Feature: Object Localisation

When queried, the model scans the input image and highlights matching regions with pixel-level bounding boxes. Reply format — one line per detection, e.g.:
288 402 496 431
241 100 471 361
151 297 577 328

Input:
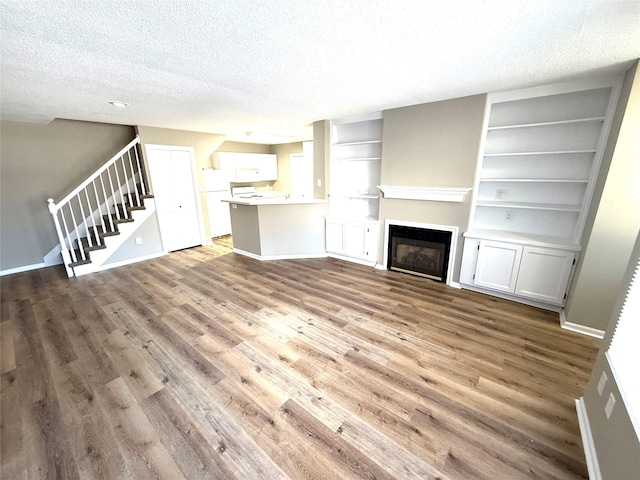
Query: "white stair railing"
47 135 148 277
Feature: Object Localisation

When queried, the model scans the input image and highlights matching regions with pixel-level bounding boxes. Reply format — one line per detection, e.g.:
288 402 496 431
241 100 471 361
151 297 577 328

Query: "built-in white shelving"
468 84 615 247
330 116 383 220
460 79 620 309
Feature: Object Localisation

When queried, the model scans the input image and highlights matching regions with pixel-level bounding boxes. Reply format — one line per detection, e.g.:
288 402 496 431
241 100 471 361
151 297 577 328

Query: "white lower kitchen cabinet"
325 217 378 265
460 237 577 308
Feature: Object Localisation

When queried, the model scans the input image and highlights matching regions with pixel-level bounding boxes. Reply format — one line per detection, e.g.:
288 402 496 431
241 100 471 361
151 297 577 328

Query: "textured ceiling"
1 1 640 144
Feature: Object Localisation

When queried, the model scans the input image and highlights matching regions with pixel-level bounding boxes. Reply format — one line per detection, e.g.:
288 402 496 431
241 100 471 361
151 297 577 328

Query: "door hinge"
564 293 567 300
572 258 576 265
473 274 475 279
477 244 480 250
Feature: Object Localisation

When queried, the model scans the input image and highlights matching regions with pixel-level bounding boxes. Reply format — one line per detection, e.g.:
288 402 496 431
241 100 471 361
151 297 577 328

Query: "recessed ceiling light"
109 101 129 108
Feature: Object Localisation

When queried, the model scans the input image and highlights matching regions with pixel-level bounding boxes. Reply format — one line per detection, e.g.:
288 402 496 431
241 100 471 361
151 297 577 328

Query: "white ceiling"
1 1 640 144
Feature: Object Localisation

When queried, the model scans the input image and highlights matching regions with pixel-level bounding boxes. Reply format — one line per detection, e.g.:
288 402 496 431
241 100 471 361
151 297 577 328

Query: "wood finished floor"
0 236 600 480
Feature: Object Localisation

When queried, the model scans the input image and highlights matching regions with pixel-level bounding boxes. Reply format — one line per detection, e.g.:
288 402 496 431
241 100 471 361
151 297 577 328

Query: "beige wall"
565 61 640 331
582 228 640 479
136 126 226 241
270 142 303 195
0 119 136 271
313 120 330 199
378 94 487 280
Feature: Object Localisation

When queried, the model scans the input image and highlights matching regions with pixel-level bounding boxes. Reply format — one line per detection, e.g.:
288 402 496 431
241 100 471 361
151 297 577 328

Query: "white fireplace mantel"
377 185 472 203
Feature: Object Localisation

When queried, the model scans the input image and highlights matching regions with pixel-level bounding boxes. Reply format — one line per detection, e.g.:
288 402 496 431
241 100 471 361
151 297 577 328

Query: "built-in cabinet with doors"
217 152 278 182
460 77 619 309
325 115 382 266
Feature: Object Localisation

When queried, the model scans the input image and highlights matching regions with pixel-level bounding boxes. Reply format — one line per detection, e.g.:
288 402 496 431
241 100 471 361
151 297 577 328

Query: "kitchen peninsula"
222 197 327 260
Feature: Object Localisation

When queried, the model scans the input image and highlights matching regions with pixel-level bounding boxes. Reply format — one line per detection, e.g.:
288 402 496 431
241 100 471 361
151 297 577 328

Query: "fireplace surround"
382 220 458 286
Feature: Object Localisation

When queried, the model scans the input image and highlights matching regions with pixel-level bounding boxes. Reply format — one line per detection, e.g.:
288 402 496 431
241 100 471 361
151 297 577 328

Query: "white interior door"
147 146 202 252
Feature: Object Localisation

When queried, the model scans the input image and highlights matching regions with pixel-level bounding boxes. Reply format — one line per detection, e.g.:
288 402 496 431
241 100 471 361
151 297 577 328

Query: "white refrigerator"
203 169 232 238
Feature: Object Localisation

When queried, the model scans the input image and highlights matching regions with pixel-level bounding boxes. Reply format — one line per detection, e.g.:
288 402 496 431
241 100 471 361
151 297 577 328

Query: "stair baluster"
46 135 148 277
107 166 121 221
92 179 107 233
99 173 115 232
133 147 148 196
127 150 141 207
81 189 95 249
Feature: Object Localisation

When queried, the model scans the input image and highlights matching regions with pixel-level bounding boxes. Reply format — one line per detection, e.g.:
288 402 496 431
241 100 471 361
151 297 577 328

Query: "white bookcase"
461 77 620 309
326 115 382 266
330 116 382 220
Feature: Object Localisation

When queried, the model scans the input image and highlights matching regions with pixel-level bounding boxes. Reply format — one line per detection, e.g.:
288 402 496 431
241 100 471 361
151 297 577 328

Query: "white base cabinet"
474 240 523 293
326 218 378 264
460 237 576 306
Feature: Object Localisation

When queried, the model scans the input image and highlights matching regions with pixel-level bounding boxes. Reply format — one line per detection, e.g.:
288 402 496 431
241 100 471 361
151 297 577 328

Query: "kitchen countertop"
222 197 326 206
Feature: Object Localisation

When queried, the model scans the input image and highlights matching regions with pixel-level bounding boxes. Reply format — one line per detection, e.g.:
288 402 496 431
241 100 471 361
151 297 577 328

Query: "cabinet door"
326 220 345 254
235 154 261 182
515 247 574 304
217 153 237 181
363 224 379 262
345 223 367 258
474 241 523 293
258 154 278 181
460 237 481 285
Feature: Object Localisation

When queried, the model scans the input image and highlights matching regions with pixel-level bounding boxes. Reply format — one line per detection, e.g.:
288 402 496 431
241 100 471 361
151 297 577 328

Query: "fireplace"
387 224 452 283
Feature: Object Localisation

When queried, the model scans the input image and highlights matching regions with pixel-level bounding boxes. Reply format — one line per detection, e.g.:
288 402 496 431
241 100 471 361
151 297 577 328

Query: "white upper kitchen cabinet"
217 152 278 182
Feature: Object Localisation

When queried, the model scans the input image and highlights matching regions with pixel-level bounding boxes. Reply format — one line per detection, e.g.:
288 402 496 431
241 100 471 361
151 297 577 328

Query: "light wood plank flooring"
0 237 600 479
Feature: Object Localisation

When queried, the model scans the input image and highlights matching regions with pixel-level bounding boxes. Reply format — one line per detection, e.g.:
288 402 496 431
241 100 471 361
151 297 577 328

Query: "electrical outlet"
597 371 608 396
505 211 513 222
496 189 509 200
605 393 616 419
232 204 238 209
135 237 143 245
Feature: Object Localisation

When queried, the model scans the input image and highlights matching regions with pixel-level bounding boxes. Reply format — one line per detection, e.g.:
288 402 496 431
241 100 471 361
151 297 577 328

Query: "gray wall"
582 229 640 479
0 119 136 270
228 204 261 255
565 61 640 331
378 94 487 280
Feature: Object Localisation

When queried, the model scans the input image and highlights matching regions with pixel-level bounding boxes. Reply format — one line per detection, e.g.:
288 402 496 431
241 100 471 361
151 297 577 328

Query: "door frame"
144 144 208 251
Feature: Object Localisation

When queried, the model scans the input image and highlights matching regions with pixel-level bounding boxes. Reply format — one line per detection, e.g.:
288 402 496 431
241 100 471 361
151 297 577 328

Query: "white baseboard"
460 283 562 312
327 253 376 268
560 310 605 339
449 281 461 289
73 252 167 276
374 264 386 271
0 262 47 276
232 248 328 261
575 397 602 480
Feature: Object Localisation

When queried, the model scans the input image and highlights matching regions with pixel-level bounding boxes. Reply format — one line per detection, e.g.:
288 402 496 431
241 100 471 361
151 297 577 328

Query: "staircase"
47 135 155 277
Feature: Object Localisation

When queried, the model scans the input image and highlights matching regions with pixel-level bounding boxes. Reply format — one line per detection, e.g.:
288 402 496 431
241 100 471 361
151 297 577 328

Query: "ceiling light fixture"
109 101 129 108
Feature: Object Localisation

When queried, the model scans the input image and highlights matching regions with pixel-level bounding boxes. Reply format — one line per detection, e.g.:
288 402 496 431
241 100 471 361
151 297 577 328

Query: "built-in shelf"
330 116 383 221
487 116 605 131
342 194 380 199
377 185 472 203
476 200 582 212
480 178 589 183
333 157 382 162
484 149 598 157
334 140 382 147
464 229 582 251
